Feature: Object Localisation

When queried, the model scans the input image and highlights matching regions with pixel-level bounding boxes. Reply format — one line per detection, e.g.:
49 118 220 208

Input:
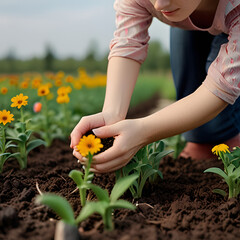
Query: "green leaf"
27 139 45 155
204 167 229 183
69 170 84 186
5 141 17 149
212 189 227 197
36 193 75 226
122 161 138 176
138 166 158 195
156 149 174 161
110 173 138 202
76 201 107 223
85 183 109 202
227 164 235 175
231 166 240 180
0 152 11 158
25 130 33 141
110 199 136 211
0 141 3 151
8 152 21 159
17 133 27 142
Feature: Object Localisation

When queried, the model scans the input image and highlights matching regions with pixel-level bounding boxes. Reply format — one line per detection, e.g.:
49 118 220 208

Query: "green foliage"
36 174 138 231
69 153 94 207
116 140 173 199
164 135 186 159
204 146 240 198
0 40 169 74
0 125 18 173
36 193 76 226
7 109 46 169
142 40 170 72
76 173 138 231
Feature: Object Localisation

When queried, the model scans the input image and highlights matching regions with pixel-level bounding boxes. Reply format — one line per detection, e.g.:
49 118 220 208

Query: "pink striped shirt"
108 0 240 104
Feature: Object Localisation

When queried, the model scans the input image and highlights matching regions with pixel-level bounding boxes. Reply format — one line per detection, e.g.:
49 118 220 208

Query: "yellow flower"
0 110 14 125
212 144 230 156
56 94 70 104
76 134 103 157
38 85 50 96
20 81 29 89
73 80 82 90
1 87 8 95
55 78 62 87
65 75 74 83
32 78 42 89
57 86 72 96
11 93 28 109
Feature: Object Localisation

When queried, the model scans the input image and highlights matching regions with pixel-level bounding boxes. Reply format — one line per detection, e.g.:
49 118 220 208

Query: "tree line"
0 40 170 74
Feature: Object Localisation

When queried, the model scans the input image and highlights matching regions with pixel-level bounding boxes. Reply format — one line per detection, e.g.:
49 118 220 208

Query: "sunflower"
38 85 50 96
76 134 103 157
1 87 8 95
0 110 14 125
11 93 28 109
212 144 230 156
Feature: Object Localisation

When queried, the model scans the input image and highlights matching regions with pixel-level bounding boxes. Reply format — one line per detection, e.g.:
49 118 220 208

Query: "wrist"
102 109 126 125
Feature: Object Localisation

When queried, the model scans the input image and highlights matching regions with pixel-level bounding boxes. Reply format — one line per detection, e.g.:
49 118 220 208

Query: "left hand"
89 118 146 173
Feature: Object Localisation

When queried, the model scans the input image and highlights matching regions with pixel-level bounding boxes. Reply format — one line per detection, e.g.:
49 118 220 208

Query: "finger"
92 137 124 164
72 149 84 163
89 167 101 174
92 123 120 139
92 157 129 173
70 113 105 148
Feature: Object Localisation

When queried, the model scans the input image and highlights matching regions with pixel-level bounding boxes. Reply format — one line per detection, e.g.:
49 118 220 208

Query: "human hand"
89 118 146 173
70 111 122 164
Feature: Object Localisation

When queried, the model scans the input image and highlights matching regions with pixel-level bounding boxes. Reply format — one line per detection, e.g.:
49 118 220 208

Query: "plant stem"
103 209 113 231
42 97 51 146
80 153 93 207
228 178 234 198
0 126 6 172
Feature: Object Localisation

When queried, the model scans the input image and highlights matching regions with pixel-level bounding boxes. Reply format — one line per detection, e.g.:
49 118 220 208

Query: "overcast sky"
0 0 170 59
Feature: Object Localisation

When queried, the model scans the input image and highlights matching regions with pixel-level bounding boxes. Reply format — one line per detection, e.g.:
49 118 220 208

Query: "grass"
130 70 176 107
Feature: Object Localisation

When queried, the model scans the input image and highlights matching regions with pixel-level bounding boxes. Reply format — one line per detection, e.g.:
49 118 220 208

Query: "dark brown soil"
1 95 240 240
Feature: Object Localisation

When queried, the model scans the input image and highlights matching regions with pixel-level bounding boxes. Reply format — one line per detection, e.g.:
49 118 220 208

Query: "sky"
0 0 170 59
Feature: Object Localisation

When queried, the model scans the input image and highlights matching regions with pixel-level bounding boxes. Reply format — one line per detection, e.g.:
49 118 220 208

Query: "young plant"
7 93 46 169
116 140 173 199
69 134 103 207
36 134 137 231
204 144 240 198
0 110 16 173
36 173 138 231
76 173 138 231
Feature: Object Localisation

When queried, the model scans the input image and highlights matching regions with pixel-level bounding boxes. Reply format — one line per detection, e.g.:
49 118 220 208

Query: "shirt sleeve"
204 15 240 105
108 0 153 64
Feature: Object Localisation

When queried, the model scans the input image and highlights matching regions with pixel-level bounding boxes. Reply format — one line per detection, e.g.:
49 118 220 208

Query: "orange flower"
33 102 42 113
1 87 8 95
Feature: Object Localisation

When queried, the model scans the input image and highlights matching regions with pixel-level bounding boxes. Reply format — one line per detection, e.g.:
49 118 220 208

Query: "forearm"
141 84 228 144
102 57 141 123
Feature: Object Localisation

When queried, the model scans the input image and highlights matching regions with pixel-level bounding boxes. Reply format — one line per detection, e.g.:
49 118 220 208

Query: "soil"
1 94 240 240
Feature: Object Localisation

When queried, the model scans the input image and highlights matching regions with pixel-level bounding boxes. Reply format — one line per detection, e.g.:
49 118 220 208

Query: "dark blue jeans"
170 27 240 143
